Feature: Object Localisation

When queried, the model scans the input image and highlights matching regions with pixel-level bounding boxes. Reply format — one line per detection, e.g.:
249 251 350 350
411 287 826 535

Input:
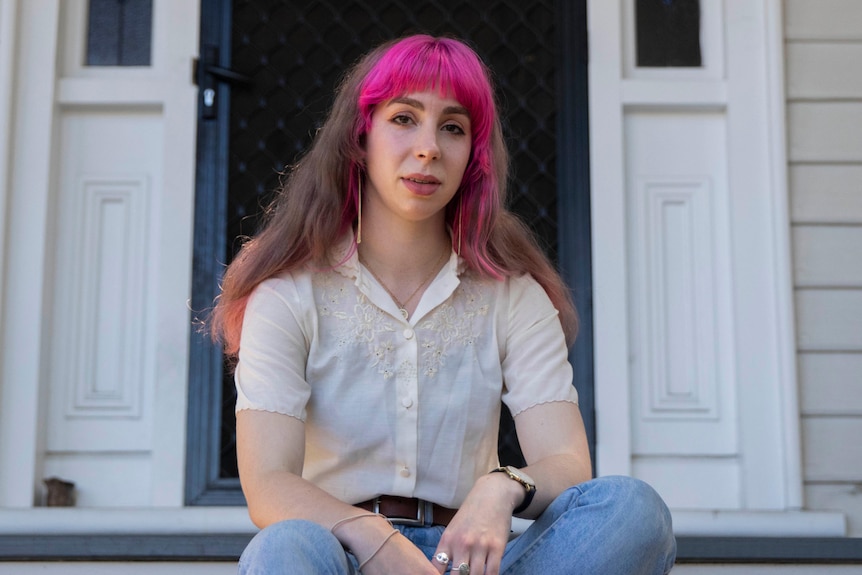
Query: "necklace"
360 248 449 320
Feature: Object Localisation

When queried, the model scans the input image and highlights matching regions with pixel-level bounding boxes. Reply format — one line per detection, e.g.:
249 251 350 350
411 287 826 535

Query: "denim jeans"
237 475 677 574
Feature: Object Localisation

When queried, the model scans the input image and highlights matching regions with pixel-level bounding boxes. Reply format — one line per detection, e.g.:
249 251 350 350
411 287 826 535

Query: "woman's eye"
442 123 466 135
391 114 413 125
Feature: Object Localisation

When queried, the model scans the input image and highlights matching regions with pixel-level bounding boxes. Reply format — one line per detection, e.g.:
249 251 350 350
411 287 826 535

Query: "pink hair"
344 35 507 279
210 35 576 357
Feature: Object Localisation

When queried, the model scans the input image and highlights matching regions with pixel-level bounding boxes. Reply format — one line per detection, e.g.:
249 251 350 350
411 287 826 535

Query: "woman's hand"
432 473 522 575
360 532 441 575
337 517 439 575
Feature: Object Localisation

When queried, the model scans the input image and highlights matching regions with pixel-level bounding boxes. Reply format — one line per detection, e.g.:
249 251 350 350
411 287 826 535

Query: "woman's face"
363 91 472 228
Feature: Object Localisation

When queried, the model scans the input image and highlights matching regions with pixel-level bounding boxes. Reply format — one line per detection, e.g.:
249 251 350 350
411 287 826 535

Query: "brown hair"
210 35 577 356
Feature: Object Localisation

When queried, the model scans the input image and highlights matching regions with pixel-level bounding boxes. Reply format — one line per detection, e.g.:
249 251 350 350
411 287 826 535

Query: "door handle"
197 44 252 120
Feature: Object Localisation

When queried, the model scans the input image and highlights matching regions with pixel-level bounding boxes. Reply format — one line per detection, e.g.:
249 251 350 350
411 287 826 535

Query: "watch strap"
490 466 536 514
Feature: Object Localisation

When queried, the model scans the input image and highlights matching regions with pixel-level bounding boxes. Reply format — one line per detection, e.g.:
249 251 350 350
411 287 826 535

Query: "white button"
401 397 414 408
399 466 411 478
403 328 414 339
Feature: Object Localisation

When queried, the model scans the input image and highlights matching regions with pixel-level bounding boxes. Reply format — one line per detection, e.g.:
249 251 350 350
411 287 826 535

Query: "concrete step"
1 562 861 574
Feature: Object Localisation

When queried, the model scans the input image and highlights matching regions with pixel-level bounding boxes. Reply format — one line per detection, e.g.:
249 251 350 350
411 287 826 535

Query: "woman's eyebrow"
389 96 470 118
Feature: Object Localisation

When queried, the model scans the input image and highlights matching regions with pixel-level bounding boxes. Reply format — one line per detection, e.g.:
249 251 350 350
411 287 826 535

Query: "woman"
212 35 676 575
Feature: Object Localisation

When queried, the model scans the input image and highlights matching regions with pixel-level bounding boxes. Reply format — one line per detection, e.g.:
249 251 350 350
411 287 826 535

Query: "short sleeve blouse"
235 237 578 508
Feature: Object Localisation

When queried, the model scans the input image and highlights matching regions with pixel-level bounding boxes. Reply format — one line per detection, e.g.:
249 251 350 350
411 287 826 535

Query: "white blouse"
235 236 578 509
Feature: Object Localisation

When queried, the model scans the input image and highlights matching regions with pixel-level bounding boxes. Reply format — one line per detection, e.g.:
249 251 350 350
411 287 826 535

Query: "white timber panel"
806 484 862 537
784 0 862 40
625 113 737 466
796 290 862 351
788 102 862 162
46 111 161 455
786 43 862 100
632 457 741 510
41 453 151 506
803 417 862 482
792 226 862 287
790 165 862 224
799 353 862 416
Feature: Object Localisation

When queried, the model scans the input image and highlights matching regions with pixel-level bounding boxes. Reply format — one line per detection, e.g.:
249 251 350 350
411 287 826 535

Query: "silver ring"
457 562 470 575
434 552 450 565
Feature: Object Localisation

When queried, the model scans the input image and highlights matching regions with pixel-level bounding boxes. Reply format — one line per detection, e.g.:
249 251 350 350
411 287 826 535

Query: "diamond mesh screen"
220 0 560 479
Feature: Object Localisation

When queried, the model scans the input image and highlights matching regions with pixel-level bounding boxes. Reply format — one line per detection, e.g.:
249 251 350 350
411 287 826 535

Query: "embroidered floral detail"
315 274 350 318
397 360 417 382
315 266 489 382
417 275 488 379
316 271 401 377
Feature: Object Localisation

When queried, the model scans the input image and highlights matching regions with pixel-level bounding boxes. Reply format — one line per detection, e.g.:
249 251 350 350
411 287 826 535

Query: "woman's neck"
356 219 451 319
357 212 451 274
358 227 449 274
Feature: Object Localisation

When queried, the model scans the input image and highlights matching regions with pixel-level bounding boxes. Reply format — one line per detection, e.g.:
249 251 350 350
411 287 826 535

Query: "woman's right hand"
339 517 439 575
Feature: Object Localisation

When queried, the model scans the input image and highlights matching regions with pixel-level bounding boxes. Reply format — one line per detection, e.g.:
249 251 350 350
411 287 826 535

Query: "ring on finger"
457 562 470 575
434 552 450 565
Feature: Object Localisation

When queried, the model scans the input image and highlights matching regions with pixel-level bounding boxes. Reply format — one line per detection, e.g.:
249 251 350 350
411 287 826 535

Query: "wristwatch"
490 465 536 514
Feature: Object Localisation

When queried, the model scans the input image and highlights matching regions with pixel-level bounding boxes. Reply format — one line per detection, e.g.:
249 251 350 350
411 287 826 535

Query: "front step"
2 534 861 573
1 562 861 574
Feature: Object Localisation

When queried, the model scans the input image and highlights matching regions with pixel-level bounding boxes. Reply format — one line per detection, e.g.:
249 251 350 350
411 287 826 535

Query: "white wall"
785 0 862 537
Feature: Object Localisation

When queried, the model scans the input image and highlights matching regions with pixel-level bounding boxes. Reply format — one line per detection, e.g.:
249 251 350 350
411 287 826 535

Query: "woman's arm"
236 409 440 574
511 400 592 517
431 401 590 575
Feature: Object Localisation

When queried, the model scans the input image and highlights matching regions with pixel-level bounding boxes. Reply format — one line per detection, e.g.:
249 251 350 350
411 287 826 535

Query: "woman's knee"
599 476 675 551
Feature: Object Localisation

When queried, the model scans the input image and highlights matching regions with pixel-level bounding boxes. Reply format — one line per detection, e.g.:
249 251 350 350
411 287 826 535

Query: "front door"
187 0 591 505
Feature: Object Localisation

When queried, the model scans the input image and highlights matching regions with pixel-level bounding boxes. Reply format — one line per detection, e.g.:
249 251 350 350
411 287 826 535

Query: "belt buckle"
376 498 433 526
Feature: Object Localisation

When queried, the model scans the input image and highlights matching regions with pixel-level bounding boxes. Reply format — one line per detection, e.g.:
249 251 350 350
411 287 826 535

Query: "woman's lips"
402 175 441 196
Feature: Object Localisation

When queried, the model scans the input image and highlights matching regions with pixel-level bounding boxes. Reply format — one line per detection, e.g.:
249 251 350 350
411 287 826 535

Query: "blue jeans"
238 476 677 574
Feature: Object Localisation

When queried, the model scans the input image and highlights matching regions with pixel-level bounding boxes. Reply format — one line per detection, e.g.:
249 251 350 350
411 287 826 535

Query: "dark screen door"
188 0 592 505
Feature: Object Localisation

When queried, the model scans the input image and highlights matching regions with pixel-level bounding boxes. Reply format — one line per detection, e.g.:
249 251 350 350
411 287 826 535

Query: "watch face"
506 466 536 488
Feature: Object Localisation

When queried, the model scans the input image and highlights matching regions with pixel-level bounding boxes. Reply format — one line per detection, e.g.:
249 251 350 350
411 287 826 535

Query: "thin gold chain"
360 248 448 320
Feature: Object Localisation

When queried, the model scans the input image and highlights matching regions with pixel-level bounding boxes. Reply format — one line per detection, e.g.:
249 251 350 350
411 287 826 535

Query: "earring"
356 170 362 244
457 196 463 256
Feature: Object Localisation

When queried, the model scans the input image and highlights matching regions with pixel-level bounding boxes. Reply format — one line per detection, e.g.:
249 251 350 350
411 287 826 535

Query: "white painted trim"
0 0 18 333
621 79 727 108
0 508 256 535
148 0 199 506
722 0 800 511
0 0 61 507
588 0 633 477
0 565 237 575
764 0 804 511
672 510 846 537
0 507 844 538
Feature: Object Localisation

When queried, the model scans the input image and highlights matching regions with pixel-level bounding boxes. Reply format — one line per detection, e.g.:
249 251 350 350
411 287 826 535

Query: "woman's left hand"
432 472 522 575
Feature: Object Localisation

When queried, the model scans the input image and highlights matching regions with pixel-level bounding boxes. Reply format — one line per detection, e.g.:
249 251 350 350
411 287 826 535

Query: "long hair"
211 35 577 356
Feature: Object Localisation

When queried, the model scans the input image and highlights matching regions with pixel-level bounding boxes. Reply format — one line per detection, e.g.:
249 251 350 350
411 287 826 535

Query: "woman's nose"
414 126 441 160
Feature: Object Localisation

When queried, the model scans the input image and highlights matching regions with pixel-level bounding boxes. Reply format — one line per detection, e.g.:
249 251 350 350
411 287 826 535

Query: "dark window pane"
636 0 702 68
86 0 152 66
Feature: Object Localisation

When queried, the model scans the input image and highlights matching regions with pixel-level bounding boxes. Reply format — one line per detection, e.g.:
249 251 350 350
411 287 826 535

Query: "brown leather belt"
357 495 457 526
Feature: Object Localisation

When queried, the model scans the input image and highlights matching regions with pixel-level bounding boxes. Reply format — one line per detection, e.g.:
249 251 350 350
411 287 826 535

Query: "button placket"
391 327 419 493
